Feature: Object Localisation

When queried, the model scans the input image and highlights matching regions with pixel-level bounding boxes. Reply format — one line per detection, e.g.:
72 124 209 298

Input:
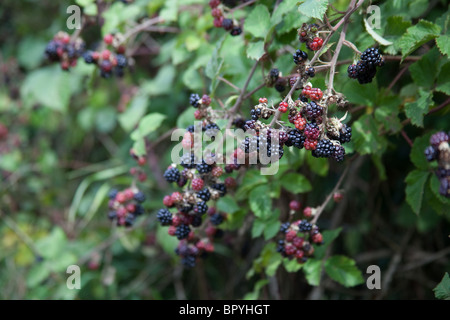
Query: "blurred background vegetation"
0 0 449 300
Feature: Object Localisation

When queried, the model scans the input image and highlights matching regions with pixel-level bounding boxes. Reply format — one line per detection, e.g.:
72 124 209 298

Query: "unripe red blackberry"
303 206 312 217
289 200 301 211
224 177 237 189
430 131 449 148
285 230 297 242
333 192 344 203
191 178 204 191
163 195 174 207
171 191 183 203
211 166 223 178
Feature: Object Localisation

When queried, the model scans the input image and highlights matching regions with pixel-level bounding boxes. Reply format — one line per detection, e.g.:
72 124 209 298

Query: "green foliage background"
0 0 449 300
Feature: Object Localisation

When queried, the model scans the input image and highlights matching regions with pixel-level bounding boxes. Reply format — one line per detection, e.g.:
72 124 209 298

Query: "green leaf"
398 20 441 59
404 90 433 127
263 217 281 240
271 0 299 26
352 114 387 155
436 62 450 95
303 258 322 286
374 96 402 134
283 258 303 273
27 263 51 288
433 272 450 300
118 94 149 132
130 113 166 141
176 107 196 130
325 255 364 287
21 65 81 112
35 227 67 260
405 170 430 214
364 18 393 46
280 173 312 194
298 0 328 20
410 133 433 171
237 170 268 200
385 16 412 38
429 175 450 206
216 196 240 214
160 0 178 22
246 41 265 60
244 5 271 39
408 48 440 89
156 223 178 257
435 35 450 57
141 65 175 96
342 80 378 107
205 35 226 94
249 185 272 220
314 228 342 260
306 152 329 176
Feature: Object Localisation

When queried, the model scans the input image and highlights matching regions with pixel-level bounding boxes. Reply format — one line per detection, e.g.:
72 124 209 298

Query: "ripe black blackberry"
181 254 197 268
355 60 377 84
163 167 180 183
83 51 95 64
108 188 118 199
293 49 308 65
278 131 289 145
189 93 201 108
175 224 191 240
339 124 352 143
196 159 213 174
276 239 287 257
312 139 333 158
250 108 262 120
233 117 246 130
222 18 234 31
285 129 306 149
430 131 449 148
134 204 145 216
269 68 280 81
108 211 117 220
45 41 59 61
230 26 242 36
360 48 383 67
299 95 308 103
194 201 208 215
211 183 227 196
347 64 358 79
133 191 146 203
435 167 449 179
180 203 193 213
305 67 315 77
303 101 323 121
191 215 203 227
280 222 290 233
266 143 285 160
180 153 197 169
186 125 195 133
196 188 211 201
243 120 256 131
157 208 173 226
116 54 127 68
210 213 224 226
203 122 220 133
332 144 345 162
298 220 312 232
124 214 136 227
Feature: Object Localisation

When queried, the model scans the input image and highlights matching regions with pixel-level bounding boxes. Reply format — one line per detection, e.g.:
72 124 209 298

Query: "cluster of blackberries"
173 207 226 267
298 23 323 51
209 0 242 36
348 47 384 84
45 31 128 78
250 97 275 120
107 187 146 227
189 93 212 120
265 68 289 93
156 115 239 267
277 218 323 264
44 32 85 71
425 131 450 198
83 34 128 78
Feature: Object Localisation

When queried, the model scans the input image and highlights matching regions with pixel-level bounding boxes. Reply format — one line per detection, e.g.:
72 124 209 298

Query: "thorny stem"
121 17 164 43
228 0 257 13
327 22 348 95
